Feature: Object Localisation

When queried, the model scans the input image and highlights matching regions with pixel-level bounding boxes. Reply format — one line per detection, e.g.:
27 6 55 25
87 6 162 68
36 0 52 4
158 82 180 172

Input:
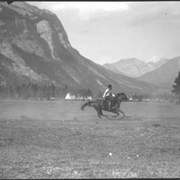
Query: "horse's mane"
115 92 126 97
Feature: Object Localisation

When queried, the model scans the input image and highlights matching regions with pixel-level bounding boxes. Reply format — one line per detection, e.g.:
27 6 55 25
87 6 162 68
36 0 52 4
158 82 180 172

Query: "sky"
28 1 180 65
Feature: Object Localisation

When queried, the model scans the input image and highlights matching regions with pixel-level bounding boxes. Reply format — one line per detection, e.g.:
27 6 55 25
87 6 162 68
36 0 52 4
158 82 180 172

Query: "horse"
81 92 129 119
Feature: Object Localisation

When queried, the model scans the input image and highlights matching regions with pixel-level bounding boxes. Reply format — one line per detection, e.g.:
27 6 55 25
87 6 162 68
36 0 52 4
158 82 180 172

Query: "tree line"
0 71 179 103
131 71 180 104
0 82 93 100
172 71 180 104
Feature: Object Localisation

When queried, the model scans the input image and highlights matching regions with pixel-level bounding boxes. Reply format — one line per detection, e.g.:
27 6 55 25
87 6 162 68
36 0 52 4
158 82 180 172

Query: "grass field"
1 99 180 178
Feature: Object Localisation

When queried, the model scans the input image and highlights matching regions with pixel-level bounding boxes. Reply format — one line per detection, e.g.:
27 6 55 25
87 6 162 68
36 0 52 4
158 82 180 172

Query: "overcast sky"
28 1 180 65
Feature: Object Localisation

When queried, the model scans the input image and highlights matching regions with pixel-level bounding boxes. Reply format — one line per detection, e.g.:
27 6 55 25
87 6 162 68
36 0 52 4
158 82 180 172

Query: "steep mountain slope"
0 2 158 96
138 57 180 90
103 58 154 78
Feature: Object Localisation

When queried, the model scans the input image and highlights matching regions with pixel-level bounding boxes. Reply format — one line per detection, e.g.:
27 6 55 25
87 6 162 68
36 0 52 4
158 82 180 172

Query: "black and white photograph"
0 1 180 178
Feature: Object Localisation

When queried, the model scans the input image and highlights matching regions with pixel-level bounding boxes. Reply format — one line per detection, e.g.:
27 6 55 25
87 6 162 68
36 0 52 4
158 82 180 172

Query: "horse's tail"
81 100 95 111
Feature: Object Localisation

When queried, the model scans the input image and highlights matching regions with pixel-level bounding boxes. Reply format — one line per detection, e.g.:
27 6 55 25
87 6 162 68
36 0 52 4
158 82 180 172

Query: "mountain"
138 57 180 90
147 57 170 70
103 58 154 78
0 2 158 97
103 57 171 78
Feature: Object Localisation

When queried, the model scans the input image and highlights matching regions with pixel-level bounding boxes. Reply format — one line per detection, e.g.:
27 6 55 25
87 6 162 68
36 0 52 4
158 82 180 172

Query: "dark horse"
81 92 129 119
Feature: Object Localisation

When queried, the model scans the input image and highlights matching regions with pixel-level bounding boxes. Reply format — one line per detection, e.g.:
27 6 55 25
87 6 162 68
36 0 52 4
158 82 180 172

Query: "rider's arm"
103 89 109 98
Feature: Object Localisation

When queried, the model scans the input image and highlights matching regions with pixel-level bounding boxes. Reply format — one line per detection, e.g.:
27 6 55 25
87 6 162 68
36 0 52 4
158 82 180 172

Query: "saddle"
102 99 115 110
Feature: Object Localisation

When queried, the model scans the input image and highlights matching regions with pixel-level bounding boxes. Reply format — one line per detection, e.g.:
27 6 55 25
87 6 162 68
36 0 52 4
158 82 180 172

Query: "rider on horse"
103 84 115 110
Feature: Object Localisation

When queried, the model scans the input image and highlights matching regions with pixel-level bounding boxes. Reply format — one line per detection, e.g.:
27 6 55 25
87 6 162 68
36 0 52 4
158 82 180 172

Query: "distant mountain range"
103 57 169 78
104 58 153 78
138 57 180 90
104 57 180 92
0 2 158 97
148 57 170 70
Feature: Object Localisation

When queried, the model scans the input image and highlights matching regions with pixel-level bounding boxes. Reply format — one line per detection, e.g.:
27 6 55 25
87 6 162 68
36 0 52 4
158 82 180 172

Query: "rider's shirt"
103 88 111 98
103 88 115 98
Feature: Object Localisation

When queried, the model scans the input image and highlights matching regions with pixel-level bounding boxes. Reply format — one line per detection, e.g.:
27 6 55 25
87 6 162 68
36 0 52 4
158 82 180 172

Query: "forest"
0 82 93 100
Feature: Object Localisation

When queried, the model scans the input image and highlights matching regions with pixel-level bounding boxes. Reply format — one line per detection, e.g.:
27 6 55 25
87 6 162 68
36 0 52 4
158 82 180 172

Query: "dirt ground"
0 99 180 178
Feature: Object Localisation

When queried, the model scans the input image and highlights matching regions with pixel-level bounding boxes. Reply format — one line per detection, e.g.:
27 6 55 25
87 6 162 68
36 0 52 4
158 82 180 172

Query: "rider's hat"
108 84 112 88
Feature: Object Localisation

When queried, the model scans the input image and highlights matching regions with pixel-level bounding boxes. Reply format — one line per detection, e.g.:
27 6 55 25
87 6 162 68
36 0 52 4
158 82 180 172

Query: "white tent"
86 96 92 100
65 93 92 101
65 93 75 100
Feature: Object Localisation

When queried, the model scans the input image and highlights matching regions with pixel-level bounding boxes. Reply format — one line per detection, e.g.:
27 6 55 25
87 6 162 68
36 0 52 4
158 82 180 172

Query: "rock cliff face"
0 2 158 96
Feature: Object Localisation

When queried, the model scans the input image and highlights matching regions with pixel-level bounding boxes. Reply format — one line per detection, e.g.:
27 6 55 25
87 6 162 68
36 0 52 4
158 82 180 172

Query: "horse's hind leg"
97 113 101 119
97 112 101 119
94 107 101 119
119 109 125 118
99 108 108 118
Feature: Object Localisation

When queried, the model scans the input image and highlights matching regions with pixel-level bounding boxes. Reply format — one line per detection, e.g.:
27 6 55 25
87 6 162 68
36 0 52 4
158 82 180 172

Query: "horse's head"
116 92 129 102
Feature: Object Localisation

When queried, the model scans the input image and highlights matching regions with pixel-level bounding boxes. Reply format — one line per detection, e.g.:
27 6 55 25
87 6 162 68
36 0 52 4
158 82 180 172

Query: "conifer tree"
172 71 180 104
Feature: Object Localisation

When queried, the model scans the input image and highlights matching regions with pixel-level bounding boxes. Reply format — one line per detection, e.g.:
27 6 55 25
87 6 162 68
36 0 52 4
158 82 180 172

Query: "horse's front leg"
113 114 119 118
112 111 119 117
102 113 108 118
